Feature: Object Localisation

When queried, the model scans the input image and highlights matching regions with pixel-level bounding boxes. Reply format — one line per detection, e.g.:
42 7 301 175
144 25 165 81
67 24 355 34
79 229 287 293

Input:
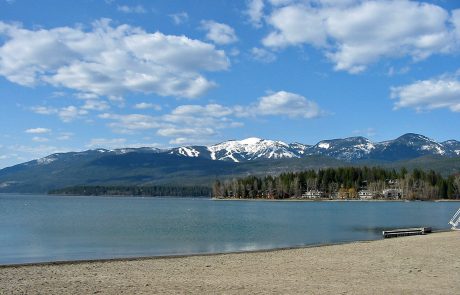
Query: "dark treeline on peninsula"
49 185 212 197
212 167 460 200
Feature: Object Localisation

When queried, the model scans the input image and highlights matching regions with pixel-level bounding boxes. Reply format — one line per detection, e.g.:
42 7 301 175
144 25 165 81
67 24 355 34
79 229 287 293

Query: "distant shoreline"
212 197 460 202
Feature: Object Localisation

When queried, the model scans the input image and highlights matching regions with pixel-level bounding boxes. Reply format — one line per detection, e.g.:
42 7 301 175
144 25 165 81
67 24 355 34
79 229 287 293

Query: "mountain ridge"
1 133 459 193
13 133 460 168
166 133 460 163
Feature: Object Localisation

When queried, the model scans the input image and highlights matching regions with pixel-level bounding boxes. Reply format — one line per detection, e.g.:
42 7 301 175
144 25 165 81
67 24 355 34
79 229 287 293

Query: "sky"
0 0 460 168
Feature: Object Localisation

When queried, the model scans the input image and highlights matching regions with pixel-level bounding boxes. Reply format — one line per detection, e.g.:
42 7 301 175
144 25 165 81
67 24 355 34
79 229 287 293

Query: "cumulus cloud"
261 0 459 73
8 144 69 158
246 0 265 28
117 5 146 14
86 138 127 148
57 132 73 141
99 113 161 133
252 91 324 118
25 127 51 134
100 90 324 145
201 20 238 45
133 102 162 110
352 127 376 138
157 127 216 137
263 4 327 48
391 76 460 112
32 136 49 143
31 105 88 122
0 19 229 98
81 100 110 111
169 12 189 25
250 47 277 63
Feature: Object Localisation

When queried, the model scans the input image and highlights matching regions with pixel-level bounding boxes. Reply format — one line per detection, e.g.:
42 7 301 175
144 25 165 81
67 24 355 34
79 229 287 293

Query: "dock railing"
449 208 460 230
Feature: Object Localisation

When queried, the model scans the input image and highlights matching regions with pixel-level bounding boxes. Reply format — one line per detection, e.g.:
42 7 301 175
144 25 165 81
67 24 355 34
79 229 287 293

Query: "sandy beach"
1 231 459 294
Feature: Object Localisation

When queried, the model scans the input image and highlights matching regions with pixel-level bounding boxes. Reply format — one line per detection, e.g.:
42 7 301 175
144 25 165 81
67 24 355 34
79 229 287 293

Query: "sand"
1 231 459 294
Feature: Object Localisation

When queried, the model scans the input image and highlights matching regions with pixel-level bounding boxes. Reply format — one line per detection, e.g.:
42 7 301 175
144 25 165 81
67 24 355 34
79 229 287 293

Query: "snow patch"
37 156 56 165
178 147 200 157
318 142 330 149
238 137 262 145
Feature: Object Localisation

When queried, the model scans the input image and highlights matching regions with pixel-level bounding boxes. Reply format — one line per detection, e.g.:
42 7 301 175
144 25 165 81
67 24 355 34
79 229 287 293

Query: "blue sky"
1 0 460 168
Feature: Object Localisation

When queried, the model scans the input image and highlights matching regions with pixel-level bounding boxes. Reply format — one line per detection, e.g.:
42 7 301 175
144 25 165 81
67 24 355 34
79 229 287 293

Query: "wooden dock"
382 227 432 238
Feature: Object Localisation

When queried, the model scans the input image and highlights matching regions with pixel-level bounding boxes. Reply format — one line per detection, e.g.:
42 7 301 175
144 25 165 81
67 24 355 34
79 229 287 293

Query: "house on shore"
302 190 325 199
358 190 378 199
383 188 403 199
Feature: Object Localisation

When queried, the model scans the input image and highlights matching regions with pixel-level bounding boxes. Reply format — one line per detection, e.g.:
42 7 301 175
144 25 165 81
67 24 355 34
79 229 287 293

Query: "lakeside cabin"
382 188 403 199
358 190 378 199
301 190 325 199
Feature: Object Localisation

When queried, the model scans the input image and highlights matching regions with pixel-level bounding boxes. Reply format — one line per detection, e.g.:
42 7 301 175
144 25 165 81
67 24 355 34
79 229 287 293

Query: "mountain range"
1 133 459 193
169 133 460 162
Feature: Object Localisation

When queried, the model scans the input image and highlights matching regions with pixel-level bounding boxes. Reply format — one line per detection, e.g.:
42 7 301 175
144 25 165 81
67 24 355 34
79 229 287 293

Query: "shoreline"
212 197 460 202
0 237 388 268
1 229 453 268
1 231 458 294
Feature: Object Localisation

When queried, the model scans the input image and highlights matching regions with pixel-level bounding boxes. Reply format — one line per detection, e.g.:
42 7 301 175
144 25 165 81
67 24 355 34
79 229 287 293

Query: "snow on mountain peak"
86 134 460 164
206 137 298 162
36 156 57 165
238 137 263 145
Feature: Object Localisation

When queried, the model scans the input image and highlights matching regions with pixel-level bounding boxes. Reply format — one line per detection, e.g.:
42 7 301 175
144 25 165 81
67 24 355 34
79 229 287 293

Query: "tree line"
212 167 460 200
49 185 211 197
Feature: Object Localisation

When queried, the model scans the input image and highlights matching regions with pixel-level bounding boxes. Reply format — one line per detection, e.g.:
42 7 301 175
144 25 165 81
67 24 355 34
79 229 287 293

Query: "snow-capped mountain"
2 133 459 193
307 136 375 161
20 133 460 169
207 138 308 162
167 138 310 162
442 140 460 156
370 133 450 161
165 133 460 162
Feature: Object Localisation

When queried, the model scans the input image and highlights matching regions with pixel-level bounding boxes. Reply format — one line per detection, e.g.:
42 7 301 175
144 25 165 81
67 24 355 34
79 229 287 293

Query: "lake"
0 194 458 265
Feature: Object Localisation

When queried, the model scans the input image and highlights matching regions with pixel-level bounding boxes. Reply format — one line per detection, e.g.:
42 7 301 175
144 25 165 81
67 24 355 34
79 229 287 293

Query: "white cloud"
117 5 146 14
252 91 323 118
133 102 162 110
168 104 234 118
75 92 99 100
157 127 216 137
0 19 229 98
31 105 88 122
201 20 238 45
86 138 127 148
391 76 460 112
251 47 277 63
32 136 49 143
263 4 327 48
31 106 57 115
169 12 189 25
57 132 73 141
25 127 51 134
246 0 265 28
100 91 324 144
160 104 240 144
58 106 88 122
81 100 110 111
262 1 459 73
387 66 410 77
352 127 376 138
9 144 69 157
99 113 161 133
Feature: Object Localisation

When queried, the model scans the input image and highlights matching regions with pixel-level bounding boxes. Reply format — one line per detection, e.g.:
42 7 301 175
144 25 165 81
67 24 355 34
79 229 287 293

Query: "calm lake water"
0 194 458 265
